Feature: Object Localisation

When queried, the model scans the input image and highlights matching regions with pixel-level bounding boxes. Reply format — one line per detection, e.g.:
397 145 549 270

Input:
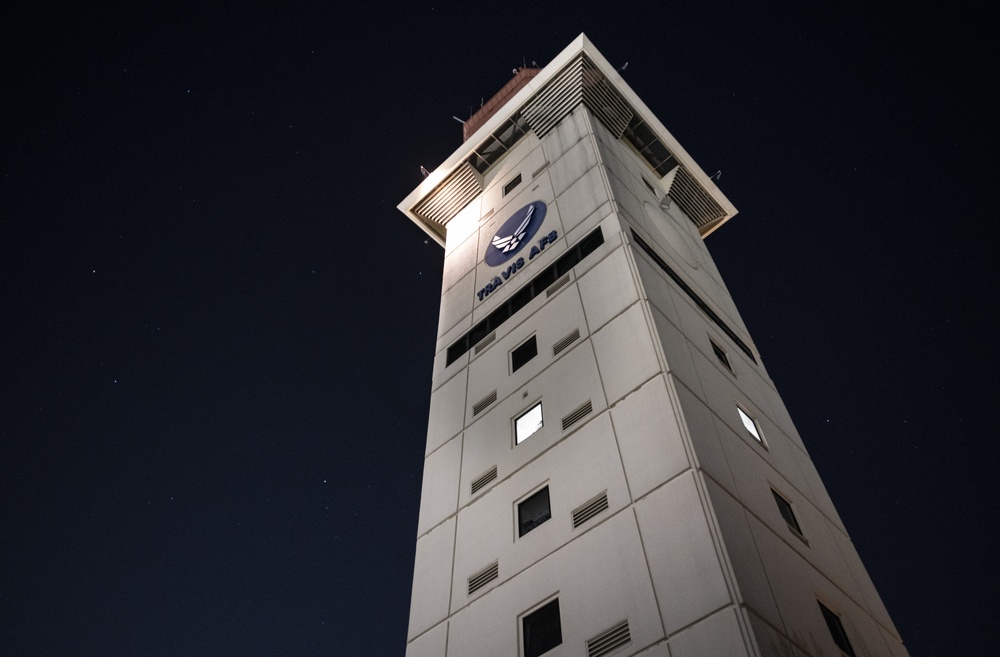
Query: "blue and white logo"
485 201 547 267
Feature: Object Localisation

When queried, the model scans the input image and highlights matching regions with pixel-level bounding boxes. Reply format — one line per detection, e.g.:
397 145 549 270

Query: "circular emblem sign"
485 201 547 267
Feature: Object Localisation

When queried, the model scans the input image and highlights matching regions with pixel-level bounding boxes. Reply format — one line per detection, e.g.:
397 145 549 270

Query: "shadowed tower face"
398 35 908 657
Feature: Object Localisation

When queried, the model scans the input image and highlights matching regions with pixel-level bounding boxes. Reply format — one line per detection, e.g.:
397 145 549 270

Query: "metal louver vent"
586 619 631 657
546 273 571 297
411 162 482 231
521 57 585 137
467 560 499 595
473 390 498 416
573 490 609 528
666 165 726 233
552 328 581 356
562 400 593 430
471 465 498 495
581 58 632 138
474 330 496 353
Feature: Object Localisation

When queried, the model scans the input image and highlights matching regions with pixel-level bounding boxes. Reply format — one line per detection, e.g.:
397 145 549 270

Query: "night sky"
3 2 996 655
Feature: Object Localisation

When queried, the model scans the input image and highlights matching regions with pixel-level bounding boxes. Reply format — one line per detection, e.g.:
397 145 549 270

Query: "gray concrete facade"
399 35 907 657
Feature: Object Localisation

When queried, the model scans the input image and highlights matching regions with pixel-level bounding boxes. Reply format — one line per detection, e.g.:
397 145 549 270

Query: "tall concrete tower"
398 35 907 657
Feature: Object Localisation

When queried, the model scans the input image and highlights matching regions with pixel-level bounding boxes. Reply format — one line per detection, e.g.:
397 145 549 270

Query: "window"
737 407 763 444
503 173 522 196
518 486 551 537
515 402 543 444
818 602 856 657
523 598 562 657
711 339 732 372
771 489 803 536
511 335 538 372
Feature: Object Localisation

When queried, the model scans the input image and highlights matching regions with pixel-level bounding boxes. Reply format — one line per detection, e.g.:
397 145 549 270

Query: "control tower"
398 34 907 657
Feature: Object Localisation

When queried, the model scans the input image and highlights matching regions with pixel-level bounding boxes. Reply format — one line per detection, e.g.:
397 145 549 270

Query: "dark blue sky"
3 2 996 655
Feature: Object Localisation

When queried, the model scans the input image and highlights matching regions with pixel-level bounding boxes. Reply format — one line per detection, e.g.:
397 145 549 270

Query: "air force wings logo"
485 201 547 266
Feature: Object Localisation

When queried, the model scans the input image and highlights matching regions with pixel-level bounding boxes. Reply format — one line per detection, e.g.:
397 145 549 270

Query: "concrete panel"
404 620 447 657
635 472 733 634
554 165 608 233
675 382 736 494
704 478 782 628
611 375 691 500
540 104 591 162
747 611 795 657
425 369 467 456
591 302 661 405
548 133 599 198
438 268 476 338
442 230 478 295
564 201 614 244
444 198 480 256
668 607 751 657
650 306 703 398
577 245 640 332
632 247 682 328
416 434 461 536
407 517 456 640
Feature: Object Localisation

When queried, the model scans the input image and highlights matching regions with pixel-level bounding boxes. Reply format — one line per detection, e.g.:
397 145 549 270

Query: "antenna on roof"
420 166 430 178
452 116 466 124
618 61 629 72
710 170 722 180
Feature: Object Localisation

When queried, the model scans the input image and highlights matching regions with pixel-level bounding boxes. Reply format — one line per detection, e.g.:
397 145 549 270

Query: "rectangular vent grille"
573 490 609 528
562 400 593 430
587 620 631 657
581 59 633 139
471 466 498 495
522 57 585 137
467 560 499 595
474 331 496 353
552 328 581 356
473 390 498 416
546 273 570 297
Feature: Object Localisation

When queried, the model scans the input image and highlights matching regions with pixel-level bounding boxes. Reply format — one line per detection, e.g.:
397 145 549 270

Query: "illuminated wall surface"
398 35 908 657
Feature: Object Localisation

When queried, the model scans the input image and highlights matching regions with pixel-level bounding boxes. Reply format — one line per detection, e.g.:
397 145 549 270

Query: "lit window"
503 173 522 196
518 486 551 537
771 489 803 536
515 402 543 444
818 602 856 657
523 598 562 657
711 339 732 372
737 407 763 443
511 335 538 372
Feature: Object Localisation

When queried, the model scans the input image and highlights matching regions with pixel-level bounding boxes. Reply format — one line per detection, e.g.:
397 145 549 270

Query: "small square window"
511 335 538 373
503 173 522 196
818 602 856 657
771 489 803 536
737 407 763 444
518 486 551 537
515 402 543 444
523 598 562 657
711 340 732 372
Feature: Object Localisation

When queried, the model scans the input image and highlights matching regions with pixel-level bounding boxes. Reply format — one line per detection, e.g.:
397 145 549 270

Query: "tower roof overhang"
398 34 738 247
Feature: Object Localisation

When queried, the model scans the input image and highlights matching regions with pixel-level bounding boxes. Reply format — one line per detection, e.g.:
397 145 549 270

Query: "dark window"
446 226 605 366
523 598 562 657
503 173 522 196
711 340 732 372
512 336 538 372
518 486 551 537
772 489 803 536
819 602 856 657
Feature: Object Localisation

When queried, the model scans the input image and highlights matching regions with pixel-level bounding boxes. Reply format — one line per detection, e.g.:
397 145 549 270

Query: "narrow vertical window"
511 335 538 372
711 339 732 372
771 488 803 536
523 598 562 657
518 486 551 537
737 407 763 444
818 602 857 657
515 402 543 444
